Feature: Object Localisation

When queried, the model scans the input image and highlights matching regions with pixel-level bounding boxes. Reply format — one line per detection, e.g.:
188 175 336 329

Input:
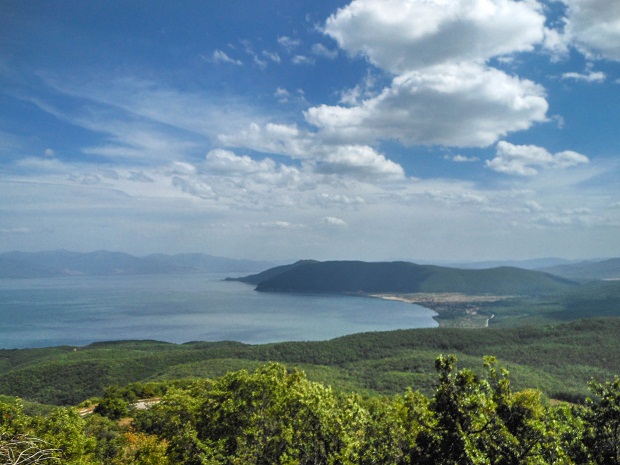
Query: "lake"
0 273 437 349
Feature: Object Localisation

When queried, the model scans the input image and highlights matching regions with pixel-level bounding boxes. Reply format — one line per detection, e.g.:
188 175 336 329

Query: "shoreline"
369 293 510 328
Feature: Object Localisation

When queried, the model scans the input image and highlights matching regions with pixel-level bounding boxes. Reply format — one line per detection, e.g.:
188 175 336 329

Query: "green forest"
3 357 620 464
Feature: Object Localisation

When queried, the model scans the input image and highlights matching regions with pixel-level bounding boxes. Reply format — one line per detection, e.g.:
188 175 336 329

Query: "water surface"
0 273 437 348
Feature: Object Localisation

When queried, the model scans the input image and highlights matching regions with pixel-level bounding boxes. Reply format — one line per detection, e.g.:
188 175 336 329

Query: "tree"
136 363 370 464
411 355 575 465
585 376 620 464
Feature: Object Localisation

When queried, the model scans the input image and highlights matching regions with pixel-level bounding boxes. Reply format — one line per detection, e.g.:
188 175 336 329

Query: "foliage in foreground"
2 358 620 464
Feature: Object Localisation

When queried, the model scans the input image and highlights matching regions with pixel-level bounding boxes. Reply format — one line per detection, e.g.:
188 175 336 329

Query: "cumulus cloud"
486 141 589 176
218 122 314 159
562 0 620 61
324 0 546 72
303 1 553 149
314 145 405 180
202 149 306 189
219 123 406 181
172 176 215 199
306 63 548 147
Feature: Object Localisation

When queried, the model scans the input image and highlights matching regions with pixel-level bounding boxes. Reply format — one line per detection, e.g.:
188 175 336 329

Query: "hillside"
539 257 620 281
236 260 577 295
225 259 318 284
2 318 620 406
0 250 272 278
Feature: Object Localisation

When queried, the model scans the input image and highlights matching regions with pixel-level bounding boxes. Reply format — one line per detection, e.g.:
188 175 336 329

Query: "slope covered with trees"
2 318 620 406
232 260 578 295
3 358 620 464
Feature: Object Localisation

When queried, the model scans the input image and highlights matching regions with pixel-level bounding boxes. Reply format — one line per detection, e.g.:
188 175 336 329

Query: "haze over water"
0 273 437 349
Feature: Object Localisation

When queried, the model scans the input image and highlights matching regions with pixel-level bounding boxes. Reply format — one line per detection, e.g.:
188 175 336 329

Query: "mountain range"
0 250 272 278
538 258 620 281
2 251 618 285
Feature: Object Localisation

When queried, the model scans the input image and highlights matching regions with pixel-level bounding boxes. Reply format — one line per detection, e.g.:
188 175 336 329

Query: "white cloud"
262 50 281 63
486 141 589 176
211 49 243 65
322 216 347 226
305 63 548 147
324 0 546 73
311 43 338 59
39 76 264 148
218 123 406 182
292 55 315 65
314 145 405 180
219 122 315 159
277 36 301 50
256 221 305 229
562 0 620 61
561 70 606 82
172 176 215 199
274 87 291 103
524 200 544 212
204 149 277 176
452 155 479 162
314 193 366 208
128 171 154 183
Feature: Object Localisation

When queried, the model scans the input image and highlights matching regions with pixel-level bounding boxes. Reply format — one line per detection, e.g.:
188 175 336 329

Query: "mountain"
447 258 579 270
225 260 319 284
0 250 272 278
539 258 620 281
233 260 578 295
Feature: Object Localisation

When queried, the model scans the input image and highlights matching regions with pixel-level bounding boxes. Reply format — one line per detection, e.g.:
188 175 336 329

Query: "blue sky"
1 0 619 262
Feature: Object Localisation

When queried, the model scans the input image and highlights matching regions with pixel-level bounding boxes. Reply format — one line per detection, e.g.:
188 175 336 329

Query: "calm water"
0 273 437 349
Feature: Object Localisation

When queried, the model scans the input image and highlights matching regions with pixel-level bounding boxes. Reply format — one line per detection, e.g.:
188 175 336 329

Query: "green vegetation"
2 359 620 464
2 317 620 406
380 280 620 328
234 260 577 295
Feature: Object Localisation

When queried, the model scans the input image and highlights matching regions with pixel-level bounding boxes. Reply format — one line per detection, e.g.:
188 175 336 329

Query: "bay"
0 273 437 349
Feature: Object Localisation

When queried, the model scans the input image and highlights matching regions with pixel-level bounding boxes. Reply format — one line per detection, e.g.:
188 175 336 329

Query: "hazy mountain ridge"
538 258 620 281
0 250 273 278
232 260 577 295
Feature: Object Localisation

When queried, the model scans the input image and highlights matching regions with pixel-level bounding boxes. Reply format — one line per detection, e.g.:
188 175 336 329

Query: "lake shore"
369 292 510 328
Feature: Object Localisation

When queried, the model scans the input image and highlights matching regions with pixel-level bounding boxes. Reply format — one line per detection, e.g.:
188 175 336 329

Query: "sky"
1 0 619 262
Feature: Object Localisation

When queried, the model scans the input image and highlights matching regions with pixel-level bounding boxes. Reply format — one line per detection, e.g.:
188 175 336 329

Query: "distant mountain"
0 250 272 278
232 260 578 296
539 258 620 281
448 258 580 270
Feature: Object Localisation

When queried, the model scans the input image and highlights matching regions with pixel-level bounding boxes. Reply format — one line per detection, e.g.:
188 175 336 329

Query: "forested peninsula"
229 260 577 295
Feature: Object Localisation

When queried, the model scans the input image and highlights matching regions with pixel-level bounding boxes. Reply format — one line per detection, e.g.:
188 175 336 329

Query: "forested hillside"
3 358 620 464
2 318 620 406
232 260 577 295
